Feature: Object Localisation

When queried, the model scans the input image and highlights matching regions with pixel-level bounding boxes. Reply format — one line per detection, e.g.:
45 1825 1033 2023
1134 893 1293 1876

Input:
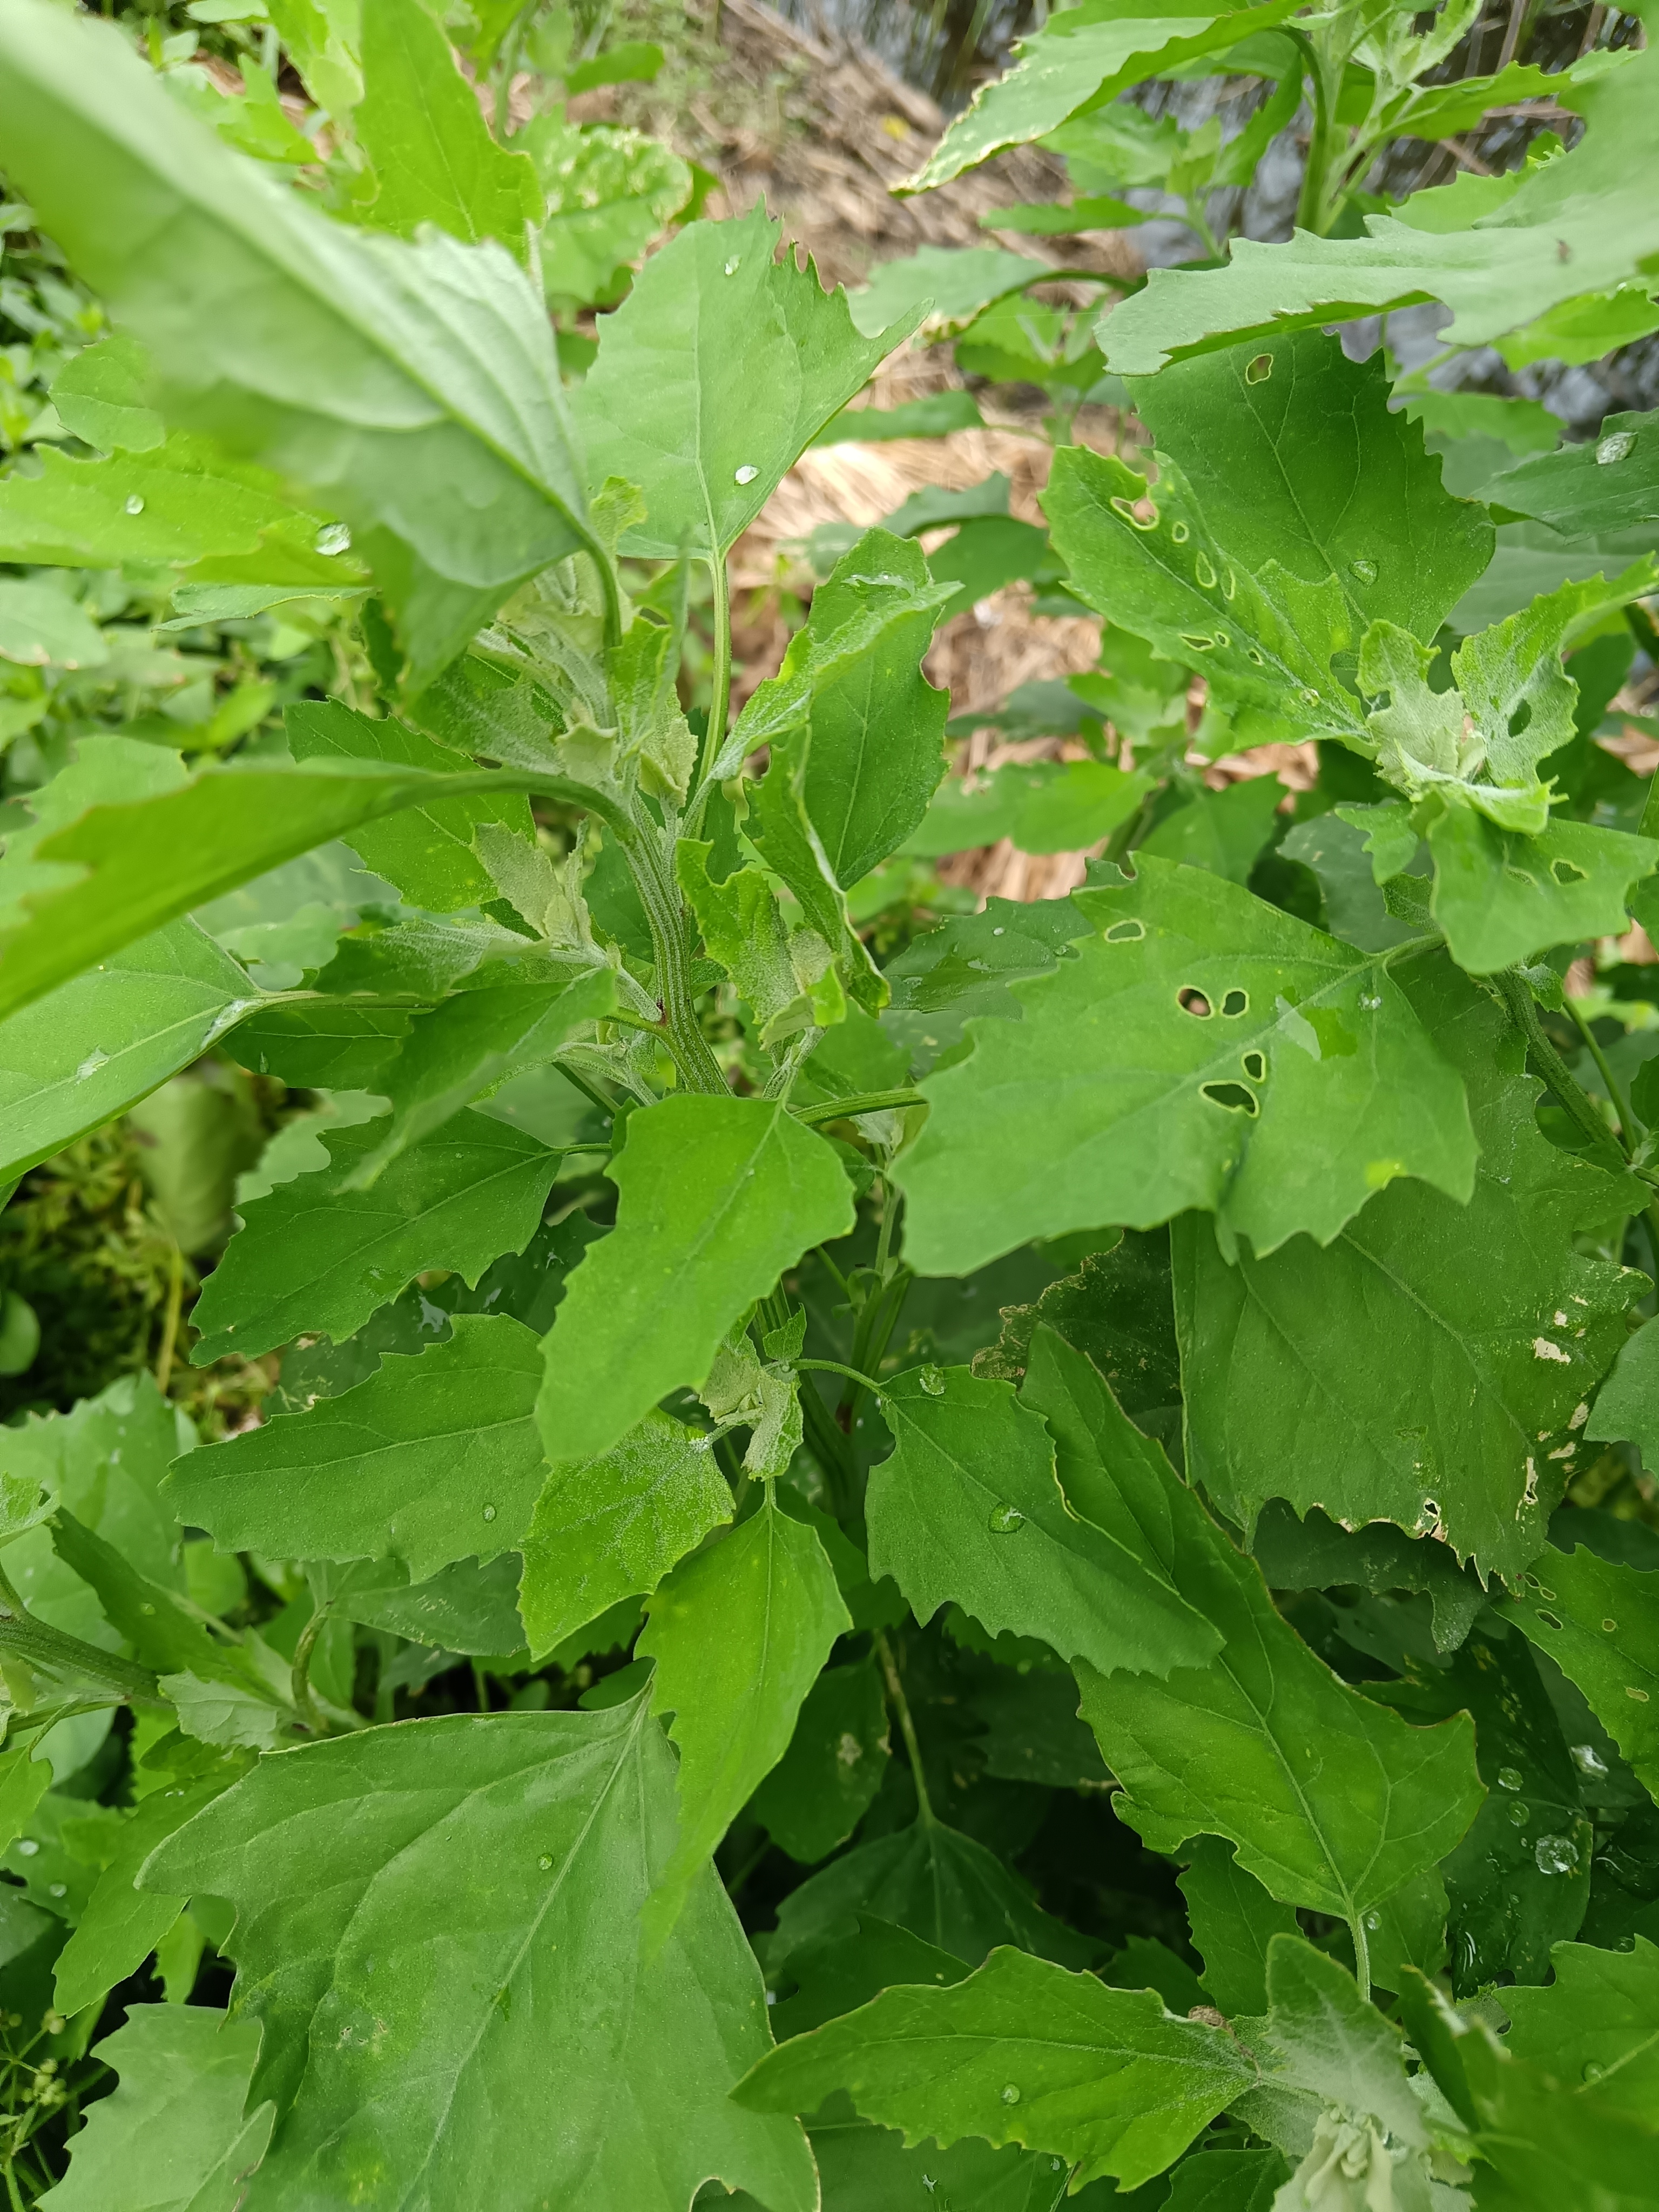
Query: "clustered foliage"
0 0 1655 2203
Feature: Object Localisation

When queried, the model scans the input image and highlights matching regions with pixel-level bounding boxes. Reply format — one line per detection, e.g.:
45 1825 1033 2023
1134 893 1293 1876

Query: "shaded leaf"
1500 1542 1659 1803
865 1365 1220 1677
1502 1934 1659 2121
1177 1837 1299 2020
903 758 1151 861
751 1658 892 1865
190 1111 564 1363
168 1314 547 1582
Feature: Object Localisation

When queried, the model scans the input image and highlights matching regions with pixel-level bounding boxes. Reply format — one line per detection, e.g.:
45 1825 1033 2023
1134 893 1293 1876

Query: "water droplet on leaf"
1597 430 1636 464
734 464 759 485
987 1501 1026 1535
724 258 741 275
919 1365 946 1397
1583 2060 1605 2082
538 1853 553 1871
1570 1743 1608 1778
1000 2083 1021 2103
124 494 144 516
1349 557 1378 584
482 1504 497 1522
1534 1833 1579 1875
314 522 352 556
1507 1799 1530 1826
1497 1766 1523 1791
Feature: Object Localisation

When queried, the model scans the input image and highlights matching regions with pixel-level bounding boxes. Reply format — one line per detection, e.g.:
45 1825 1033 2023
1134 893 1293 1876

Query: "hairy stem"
1288 31 1339 234
614 813 727 1094
790 1089 924 1127
289 1600 333 1735
153 1236 184 1396
1565 990 1640 1144
699 551 733 795
1350 1910 1371 2005
1493 967 1623 1162
0 1562 163 1707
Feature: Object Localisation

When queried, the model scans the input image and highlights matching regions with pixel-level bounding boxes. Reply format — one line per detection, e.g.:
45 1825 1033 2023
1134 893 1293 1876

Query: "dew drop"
724 257 741 276
987 1501 1026 1535
1497 1765 1523 1791
314 522 352 556
538 1853 553 1871
15 1840 37 1858
482 1504 497 1523
48 1884 65 1900
1507 1799 1530 1826
1534 1833 1580 1876
140 1602 156 1617
1363 1910 1380 1931
919 1365 946 1397
75 1050 109 1081
1583 2060 1605 2082
1596 430 1636 465
1570 1743 1609 1779
1301 688 1321 705
1000 2083 1021 2104
734 464 759 485
124 494 145 516
1349 556 1378 585
1194 551 1217 589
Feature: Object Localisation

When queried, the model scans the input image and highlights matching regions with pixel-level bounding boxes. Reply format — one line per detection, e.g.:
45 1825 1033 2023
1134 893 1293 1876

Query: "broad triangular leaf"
141 1701 817 2212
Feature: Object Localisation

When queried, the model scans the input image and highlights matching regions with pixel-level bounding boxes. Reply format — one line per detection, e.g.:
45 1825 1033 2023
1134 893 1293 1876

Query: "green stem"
875 1630 934 1826
1350 1910 1371 2005
697 551 733 797
795 1357 888 1398
0 1563 162 1705
613 814 727 1094
1287 30 1338 234
1493 968 1623 1162
289 1601 333 1735
1565 992 1640 1143
791 1090 924 1127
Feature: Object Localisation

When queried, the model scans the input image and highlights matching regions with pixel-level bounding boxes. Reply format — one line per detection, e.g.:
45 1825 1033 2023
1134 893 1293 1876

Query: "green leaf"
355 0 542 255
0 0 595 687
168 1314 546 1582
1177 1837 1299 2020
896 858 1476 1274
901 0 1299 194
570 205 908 560
1130 331 1493 651
1175 956 1645 1576
879 894 1086 1077
0 1369 190 1597
725 529 950 878
518 1410 733 1660
866 1364 1220 1676
811 391 986 446
0 758 537 1026
1503 1935 1659 2121
1051 1340 1483 1923
903 758 1151 860
0 432 362 585
1485 409 1658 538
1136 779 1282 887
1098 45 1659 374
144 1701 815 2210
1501 1542 1659 1803
0 920 258 1185
1247 1500 1487 1657
735 1945 1252 2190
809 2117 1074 2211
1161 2149 1290 2212
49 331 163 453
750 1657 892 1865
287 700 534 909
51 1776 233 2019
847 245 1042 340
1425 806 1658 973
746 728 888 1019
639 1489 849 1943
1591 1316 1659 1468
530 117 691 302
347 964 616 1184
768 1816 1096 1973
37 2005 274 2212
536 1095 854 1465
190 1111 564 1363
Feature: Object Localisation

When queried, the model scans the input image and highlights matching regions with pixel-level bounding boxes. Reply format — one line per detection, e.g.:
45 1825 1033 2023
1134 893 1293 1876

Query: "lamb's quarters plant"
0 0 1656 2202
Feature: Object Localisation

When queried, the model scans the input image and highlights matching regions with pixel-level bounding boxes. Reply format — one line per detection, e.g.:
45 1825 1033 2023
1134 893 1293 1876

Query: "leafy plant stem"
613 813 727 1093
1492 967 1623 1160
1565 991 1640 1143
289 1600 334 1734
1287 31 1338 233
699 552 733 797
794 1358 888 1399
874 1629 934 1826
0 1559 163 1706
790 1090 924 1127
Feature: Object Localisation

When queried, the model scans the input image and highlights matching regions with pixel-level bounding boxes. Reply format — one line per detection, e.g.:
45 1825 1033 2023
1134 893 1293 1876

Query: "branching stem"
875 1630 934 1826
